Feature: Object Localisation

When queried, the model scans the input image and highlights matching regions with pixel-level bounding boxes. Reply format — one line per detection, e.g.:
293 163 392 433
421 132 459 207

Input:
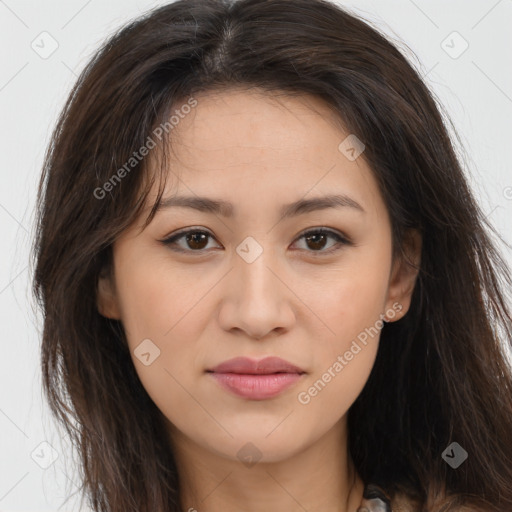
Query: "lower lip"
208 372 303 400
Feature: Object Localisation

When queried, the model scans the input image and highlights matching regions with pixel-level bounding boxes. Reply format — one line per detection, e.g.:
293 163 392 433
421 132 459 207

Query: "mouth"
206 356 306 400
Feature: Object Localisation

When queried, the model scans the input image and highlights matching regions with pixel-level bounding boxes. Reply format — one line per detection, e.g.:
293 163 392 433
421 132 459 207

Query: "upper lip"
207 356 305 375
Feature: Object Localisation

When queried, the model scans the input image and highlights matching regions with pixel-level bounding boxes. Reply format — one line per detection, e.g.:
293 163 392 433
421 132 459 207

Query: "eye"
160 227 352 255
292 228 352 255
160 228 220 253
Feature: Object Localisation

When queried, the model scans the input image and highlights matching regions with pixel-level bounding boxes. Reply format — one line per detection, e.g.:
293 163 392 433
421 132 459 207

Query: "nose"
217 246 296 340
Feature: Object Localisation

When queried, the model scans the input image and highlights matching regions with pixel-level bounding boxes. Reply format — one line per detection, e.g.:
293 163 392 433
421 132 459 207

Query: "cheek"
112 256 210 409
295 284 385 428
305 254 390 350
114 253 206 342
296 252 389 407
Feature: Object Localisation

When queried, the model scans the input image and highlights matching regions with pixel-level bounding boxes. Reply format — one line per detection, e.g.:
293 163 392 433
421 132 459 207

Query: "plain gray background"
1 0 511 510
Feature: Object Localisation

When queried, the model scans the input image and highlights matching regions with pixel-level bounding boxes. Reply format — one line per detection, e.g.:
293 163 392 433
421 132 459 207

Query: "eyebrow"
155 193 365 219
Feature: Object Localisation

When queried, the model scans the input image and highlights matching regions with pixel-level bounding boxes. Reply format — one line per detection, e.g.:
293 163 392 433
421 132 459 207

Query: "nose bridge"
234 234 279 300
217 233 295 338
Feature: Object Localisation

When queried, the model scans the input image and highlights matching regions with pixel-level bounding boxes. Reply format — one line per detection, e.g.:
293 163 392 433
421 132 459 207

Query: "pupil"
307 233 326 250
188 232 207 249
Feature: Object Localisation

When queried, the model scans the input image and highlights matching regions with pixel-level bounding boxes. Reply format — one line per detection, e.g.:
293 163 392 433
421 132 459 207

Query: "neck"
168 418 365 512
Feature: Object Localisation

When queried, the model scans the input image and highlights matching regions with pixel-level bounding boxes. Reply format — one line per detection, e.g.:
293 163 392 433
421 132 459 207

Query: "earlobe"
96 269 121 320
384 229 422 321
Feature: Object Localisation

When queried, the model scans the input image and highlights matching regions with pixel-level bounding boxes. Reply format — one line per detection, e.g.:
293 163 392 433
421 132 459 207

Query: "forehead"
144 87 386 222
170 87 346 163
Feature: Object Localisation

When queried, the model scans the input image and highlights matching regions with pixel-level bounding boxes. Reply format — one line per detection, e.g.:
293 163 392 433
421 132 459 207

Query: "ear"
96 266 121 320
384 229 422 321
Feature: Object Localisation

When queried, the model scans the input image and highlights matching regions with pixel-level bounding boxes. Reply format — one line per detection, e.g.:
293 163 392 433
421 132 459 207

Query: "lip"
208 356 305 375
207 356 306 400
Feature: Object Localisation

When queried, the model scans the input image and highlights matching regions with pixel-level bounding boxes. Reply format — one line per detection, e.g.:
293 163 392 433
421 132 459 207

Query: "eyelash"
160 227 352 256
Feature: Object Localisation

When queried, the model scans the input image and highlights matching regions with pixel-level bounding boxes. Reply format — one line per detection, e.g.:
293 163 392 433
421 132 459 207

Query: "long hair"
31 0 512 510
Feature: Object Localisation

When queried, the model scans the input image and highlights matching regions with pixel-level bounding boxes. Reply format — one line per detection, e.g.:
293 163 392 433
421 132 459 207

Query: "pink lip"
207 356 306 400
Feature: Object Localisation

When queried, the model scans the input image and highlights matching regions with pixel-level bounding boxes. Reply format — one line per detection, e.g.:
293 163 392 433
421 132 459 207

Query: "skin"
97 87 421 512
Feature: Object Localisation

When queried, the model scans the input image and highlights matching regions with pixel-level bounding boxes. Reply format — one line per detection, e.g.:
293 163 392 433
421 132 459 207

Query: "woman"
31 0 512 510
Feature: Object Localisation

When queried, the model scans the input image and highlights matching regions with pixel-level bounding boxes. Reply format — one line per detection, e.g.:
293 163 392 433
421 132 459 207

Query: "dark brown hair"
31 0 512 510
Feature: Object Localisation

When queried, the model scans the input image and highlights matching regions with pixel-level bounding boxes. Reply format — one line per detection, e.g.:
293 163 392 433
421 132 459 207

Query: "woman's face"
97 88 419 464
